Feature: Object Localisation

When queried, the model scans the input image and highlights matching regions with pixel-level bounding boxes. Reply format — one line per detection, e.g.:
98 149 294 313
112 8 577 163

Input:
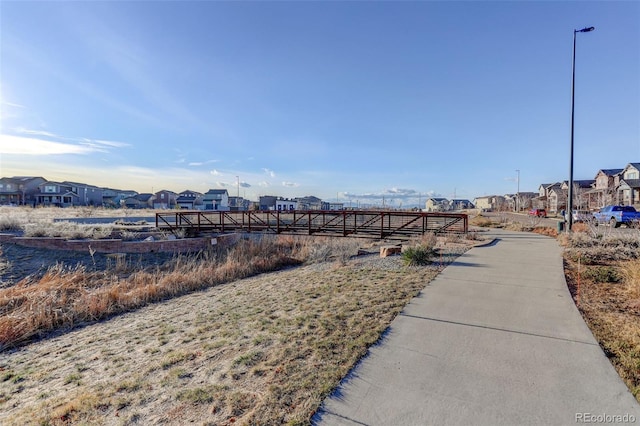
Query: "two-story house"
586 168 623 209
449 199 474 211
153 190 178 209
473 195 505 212
177 190 203 210
275 198 297 211
425 198 449 212
617 163 640 207
63 181 104 206
203 189 229 211
0 176 46 206
35 181 80 207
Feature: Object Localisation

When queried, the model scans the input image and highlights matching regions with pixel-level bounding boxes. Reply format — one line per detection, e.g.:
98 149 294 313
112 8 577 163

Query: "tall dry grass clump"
562 232 640 264
623 259 640 303
0 235 361 351
402 233 437 266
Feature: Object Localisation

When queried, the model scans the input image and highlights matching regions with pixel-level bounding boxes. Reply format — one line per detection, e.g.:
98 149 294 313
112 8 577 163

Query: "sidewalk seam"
400 313 597 346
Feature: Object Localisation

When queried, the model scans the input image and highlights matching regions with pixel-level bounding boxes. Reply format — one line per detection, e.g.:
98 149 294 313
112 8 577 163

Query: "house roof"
427 198 448 202
619 179 640 189
573 179 595 188
204 189 228 195
135 193 154 202
596 168 623 177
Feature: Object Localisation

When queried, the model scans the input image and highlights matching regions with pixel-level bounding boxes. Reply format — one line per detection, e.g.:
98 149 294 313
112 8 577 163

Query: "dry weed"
0 235 364 351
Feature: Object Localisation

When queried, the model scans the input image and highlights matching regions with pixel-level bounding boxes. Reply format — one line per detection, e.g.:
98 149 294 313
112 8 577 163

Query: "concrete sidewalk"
314 229 640 425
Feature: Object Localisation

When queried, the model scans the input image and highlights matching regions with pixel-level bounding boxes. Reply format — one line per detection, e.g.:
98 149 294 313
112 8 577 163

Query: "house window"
628 171 638 180
161 193 165 199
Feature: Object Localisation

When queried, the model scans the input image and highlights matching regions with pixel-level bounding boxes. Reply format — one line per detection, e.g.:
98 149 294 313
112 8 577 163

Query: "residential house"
295 196 323 210
425 198 448 212
448 199 474 211
152 190 177 209
473 195 505 212
617 163 640 207
0 176 46 205
34 181 81 207
177 190 203 210
561 180 595 211
259 196 278 211
275 198 297 211
586 168 622 209
102 188 138 208
228 196 253 211
547 186 567 214
202 189 229 211
62 181 104 206
123 193 154 209
325 202 344 211
533 183 559 210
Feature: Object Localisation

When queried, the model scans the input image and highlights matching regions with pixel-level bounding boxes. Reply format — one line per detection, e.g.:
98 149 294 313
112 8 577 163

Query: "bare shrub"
565 246 638 265
0 215 22 231
469 215 493 227
505 222 533 232
119 230 140 241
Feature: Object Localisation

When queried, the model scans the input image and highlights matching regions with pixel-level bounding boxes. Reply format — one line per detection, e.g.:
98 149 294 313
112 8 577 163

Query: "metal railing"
156 210 467 239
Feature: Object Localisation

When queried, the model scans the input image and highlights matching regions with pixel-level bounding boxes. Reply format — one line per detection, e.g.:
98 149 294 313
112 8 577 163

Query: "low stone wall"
0 233 240 254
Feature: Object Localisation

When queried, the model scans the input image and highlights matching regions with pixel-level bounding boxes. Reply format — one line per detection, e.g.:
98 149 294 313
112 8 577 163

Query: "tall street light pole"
568 26 595 231
515 169 520 212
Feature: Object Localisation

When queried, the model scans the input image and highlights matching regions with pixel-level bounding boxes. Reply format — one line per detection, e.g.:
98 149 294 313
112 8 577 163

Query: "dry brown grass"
0 236 344 351
563 235 640 402
0 242 452 425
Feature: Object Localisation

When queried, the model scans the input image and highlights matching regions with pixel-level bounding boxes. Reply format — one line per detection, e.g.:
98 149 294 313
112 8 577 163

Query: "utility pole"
516 169 520 212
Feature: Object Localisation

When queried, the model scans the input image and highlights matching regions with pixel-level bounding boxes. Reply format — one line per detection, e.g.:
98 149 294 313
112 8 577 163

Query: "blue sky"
1 1 638 207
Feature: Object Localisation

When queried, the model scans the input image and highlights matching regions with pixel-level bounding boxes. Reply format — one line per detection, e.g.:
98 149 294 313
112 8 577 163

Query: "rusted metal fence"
156 210 467 239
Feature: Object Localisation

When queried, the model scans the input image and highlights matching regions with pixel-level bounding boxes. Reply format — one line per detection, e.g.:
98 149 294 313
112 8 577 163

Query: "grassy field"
2 207 638 424
0 207 476 425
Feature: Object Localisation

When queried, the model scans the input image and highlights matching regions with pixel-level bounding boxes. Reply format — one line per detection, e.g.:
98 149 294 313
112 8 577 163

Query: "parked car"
592 205 640 228
528 208 547 218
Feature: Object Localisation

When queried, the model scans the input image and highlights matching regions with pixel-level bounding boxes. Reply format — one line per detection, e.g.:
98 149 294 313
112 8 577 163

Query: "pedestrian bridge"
156 210 468 240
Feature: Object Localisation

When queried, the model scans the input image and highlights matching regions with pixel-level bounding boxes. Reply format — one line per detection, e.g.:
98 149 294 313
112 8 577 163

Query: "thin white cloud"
240 182 251 188
210 169 222 176
2 101 26 109
216 181 229 187
0 134 96 155
14 127 58 138
282 181 299 188
262 168 275 178
190 160 219 167
93 139 130 148
258 181 270 187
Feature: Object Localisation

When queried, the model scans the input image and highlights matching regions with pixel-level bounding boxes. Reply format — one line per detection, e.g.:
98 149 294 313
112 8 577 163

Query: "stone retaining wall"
0 233 240 253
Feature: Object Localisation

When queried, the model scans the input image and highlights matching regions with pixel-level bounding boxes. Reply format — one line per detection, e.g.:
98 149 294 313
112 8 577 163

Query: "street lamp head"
576 26 595 33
